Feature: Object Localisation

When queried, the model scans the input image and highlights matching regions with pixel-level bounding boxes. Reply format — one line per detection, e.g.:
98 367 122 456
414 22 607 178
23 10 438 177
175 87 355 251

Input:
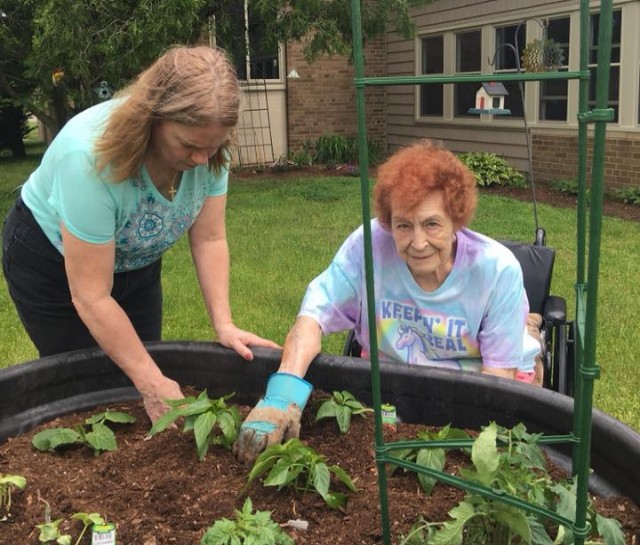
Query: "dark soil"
1 392 639 545
231 164 640 224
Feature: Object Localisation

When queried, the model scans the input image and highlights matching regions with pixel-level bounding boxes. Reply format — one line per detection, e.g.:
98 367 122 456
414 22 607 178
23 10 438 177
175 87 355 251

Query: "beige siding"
385 0 640 179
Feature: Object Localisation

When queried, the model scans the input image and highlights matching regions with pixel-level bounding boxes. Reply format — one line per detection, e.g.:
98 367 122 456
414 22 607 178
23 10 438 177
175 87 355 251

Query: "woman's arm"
188 195 279 359
61 225 182 422
278 315 323 377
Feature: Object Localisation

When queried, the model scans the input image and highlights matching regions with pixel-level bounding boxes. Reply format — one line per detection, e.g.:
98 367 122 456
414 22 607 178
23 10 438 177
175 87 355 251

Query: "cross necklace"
164 170 180 200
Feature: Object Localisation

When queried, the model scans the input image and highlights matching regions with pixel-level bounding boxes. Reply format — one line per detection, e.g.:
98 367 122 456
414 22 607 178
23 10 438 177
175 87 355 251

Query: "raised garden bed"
1 342 639 543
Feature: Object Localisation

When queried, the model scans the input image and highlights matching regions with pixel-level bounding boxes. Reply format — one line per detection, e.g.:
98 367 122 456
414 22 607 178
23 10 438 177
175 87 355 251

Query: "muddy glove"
233 372 312 464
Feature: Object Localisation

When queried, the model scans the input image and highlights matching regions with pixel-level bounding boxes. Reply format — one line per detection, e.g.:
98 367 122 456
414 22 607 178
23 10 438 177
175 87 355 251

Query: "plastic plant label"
92 523 116 545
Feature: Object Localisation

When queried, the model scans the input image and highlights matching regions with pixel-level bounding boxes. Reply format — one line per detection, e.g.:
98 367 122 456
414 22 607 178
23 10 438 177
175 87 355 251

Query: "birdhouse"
468 82 511 115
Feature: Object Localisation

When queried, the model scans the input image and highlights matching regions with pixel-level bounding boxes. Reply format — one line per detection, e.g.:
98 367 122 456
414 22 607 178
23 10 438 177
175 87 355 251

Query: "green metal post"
350 1 392 543
576 0 590 284
573 1 613 544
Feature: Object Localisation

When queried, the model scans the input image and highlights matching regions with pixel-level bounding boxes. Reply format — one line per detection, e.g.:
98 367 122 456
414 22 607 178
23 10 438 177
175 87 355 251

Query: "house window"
420 35 444 117
493 24 525 117
589 10 621 122
454 30 481 117
540 17 570 121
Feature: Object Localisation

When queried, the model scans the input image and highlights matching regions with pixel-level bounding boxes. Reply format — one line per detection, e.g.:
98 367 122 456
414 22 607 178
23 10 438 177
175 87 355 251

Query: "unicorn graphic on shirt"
395 323 461 369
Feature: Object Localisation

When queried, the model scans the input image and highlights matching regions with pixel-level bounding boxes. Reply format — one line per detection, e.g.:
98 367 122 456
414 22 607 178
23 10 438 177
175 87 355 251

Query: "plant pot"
1 341 639 505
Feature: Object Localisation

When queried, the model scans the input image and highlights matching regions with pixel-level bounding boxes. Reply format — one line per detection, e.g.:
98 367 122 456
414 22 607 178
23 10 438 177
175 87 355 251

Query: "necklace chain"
165 171 179 200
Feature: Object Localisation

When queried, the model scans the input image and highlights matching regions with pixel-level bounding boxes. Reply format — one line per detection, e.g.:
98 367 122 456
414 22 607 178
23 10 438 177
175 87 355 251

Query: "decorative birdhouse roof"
480 82 509 96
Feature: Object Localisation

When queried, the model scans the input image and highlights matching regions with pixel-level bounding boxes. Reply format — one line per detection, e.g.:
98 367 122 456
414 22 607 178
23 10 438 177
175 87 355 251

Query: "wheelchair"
342 228 575 396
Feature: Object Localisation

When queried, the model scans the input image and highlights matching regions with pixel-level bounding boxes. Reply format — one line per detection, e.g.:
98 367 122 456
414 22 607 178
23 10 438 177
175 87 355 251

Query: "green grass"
2 145 639 432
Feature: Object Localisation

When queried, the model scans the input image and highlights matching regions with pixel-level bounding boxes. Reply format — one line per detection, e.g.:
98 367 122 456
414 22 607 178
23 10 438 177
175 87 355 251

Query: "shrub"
310 133 383 166
458 152 526 188
550 178 580 195
615 186 640 205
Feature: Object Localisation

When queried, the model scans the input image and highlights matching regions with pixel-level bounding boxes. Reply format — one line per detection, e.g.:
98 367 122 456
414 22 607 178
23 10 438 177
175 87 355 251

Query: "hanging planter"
521 38 566 72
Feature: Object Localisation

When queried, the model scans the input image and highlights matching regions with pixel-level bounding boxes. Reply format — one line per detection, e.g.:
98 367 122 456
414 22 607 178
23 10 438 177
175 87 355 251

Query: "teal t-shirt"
20 99 228 272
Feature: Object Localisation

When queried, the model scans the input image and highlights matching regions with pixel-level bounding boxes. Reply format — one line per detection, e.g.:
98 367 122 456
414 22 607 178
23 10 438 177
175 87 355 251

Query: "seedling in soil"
315 390 373 434
36 512 104 545
36 493 105 545
243 437 358 509
388 423 471 494
0 473 26 515
200 497 293 545
402 422 625 545
31 410 136 455
149 390 240 460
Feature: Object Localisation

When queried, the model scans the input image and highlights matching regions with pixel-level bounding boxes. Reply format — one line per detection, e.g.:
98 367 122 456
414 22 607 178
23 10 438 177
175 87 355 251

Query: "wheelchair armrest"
543 295 566 324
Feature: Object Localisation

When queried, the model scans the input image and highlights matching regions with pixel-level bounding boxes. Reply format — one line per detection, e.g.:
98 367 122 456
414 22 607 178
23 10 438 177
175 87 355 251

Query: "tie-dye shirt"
299 220 539 373
20 99 228 273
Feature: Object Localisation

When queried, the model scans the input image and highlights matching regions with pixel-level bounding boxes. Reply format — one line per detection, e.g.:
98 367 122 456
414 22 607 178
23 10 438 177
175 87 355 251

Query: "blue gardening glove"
233 372 312 464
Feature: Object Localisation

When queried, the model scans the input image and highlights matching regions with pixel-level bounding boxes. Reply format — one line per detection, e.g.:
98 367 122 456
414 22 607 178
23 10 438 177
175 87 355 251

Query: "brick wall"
286 36 387 154
532 132 640 191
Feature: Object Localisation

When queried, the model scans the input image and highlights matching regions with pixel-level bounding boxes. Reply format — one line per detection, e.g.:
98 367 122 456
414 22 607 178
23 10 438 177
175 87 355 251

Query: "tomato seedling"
244 438 358 509
149 390 240 460
315 390 373 434
200 497 293 545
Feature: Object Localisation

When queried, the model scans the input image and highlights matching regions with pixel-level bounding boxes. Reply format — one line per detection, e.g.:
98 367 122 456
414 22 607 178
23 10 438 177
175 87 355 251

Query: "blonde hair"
95 45 240 181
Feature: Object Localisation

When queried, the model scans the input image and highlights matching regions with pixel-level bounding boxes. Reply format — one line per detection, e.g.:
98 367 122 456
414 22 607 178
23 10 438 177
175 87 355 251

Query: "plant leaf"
471 422 499 485
595 513 625 545
315 400 337 421
329 464 358 492
492 503 531 543
71 512 104 526
312 462 331 498
335 405 352 434
99 411 136 424
32 428 81 451
194 412 216 460
85 422 117 452
416 447 445 495
430 501 477 545
0 475 26 490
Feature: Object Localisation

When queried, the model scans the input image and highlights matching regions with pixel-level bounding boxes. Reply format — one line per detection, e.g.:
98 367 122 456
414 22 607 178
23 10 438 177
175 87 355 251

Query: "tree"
0 0 435 139
213 0 435 65
0 0 209 138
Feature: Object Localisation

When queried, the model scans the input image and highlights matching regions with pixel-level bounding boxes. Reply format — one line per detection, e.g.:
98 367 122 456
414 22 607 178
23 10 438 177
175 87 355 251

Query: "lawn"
1 144 639 432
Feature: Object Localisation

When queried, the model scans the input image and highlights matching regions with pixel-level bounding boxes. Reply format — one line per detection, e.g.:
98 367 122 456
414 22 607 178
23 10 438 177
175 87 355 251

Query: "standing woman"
2 45 279 422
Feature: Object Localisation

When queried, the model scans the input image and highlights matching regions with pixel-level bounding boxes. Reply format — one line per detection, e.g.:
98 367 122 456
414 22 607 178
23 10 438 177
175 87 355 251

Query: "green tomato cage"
348 0 615 544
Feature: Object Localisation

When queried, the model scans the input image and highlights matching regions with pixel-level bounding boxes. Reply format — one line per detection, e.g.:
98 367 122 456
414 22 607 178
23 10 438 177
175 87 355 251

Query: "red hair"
374 139 477 230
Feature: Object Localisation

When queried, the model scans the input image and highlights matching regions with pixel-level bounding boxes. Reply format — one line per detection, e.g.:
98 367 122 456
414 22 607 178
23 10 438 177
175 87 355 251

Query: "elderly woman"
233 139 542 464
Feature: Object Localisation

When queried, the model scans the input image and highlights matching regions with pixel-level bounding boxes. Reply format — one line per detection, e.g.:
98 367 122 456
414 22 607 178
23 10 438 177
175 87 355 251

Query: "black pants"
2 196 163 357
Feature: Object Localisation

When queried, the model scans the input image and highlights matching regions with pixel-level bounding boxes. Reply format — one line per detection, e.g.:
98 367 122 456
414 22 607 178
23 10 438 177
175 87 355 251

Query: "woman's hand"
215 322 281 361
140 375 184 424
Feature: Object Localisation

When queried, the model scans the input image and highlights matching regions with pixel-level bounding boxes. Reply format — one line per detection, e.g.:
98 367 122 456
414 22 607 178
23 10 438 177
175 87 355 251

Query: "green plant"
315 390 373 434
521 38 566 72
200 497 293 545
313 133 358 165
36 494 104 545
458 152 526 188
615 186 640 205
149 390 240 460
244 438 358 509
32 410 135 455
550 177 580 195
388 424 470 494
0 474 26 514
402 422 625 545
